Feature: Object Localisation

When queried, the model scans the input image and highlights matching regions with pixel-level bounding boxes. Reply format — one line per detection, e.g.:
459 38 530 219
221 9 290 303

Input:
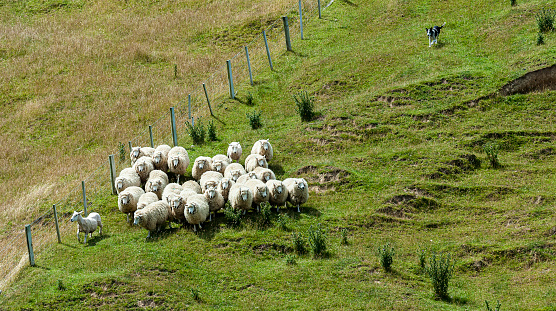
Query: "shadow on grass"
85 234 111 246
268 163 285 177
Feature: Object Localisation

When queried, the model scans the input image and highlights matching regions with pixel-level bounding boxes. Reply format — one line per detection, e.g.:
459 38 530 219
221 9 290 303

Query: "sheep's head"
263 171 271 181
257 156 266 167
131 147 141 159
228 142 241 155
220 178 230 190
168 195 182 210
186 203 197 215
196 159 206 170
262 139 270 150
70 211 83 222
136 162 145 172
213 161 223 172
240 187 249 201
297 179 306 190
116 178 124 190
274 183 283 198
231 170 241 182
257 185 268 198
133 214 143 225
207 186 217 199
170 157 179 169
150 180 161 192
205 181 217 192
247 172 257 180
119 193 130 205
153 152 162 164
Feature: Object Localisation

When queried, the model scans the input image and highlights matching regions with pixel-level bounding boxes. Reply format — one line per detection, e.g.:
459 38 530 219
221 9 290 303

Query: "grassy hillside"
2 0 556 309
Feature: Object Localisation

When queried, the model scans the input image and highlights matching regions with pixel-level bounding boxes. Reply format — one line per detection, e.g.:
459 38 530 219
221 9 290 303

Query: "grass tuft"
186 120 206 145
258 202 272 228
292 232 306 255
207 120 217 142
426 252 455 300
510 0 516 6
537 33 545 45
377 243 395 272
224 204 242 227
340 228 349 245
276 213 288 231
246 109 263 129
485 300 502 311
293 90 315 122
483 142 501 168
285 254 297 265
536 8 555 33
191 288 202 302
307 224 328 258
246 92 255 106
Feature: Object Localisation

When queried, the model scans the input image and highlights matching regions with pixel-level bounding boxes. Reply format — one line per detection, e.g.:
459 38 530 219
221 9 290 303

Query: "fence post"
25 225 35 266
245 46 254 86
299 0 304 40
109 154 117 195
53 204 61 243
188 94 192 119
170 107 178 147
148 125 154 148
262 30 273 70
82 181 87 216
318 0 321 19
226 60 235 99
203 83 215 116
128 141 132 165
283 16 292 51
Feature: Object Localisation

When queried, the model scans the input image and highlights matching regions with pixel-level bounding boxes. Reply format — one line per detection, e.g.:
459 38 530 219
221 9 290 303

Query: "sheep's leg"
126 214 129 223
257 205 260 212
209 213 212 222
297 205 300 213
193 225 197 232
99 224 103 236
243 210 246 215
76 228 80 242
177 175 180 184
84 234 87 244
147 231 152 239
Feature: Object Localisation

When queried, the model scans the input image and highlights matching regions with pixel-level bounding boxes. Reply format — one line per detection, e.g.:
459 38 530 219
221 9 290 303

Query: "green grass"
2 0 556 309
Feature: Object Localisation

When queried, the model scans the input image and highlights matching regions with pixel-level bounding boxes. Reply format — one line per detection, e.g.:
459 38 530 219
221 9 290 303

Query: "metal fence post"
299 0 304 40
318 0 322 19
128 141 132 165
148 125 154 148
262 30 273 70
53 205 61 243
203 83 214 116
82 181 88 216
170 107 178 147
188 94 192 119
109 154 117 195
245 46 254 86
227 60 235 99
25 225 35 266
283 16 292 51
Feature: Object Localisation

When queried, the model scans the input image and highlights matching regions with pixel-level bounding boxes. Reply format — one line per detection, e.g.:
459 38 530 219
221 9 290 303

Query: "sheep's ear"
78 211 84 215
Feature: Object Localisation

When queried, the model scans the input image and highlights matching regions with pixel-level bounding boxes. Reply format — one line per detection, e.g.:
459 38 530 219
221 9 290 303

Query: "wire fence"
0 0 329 290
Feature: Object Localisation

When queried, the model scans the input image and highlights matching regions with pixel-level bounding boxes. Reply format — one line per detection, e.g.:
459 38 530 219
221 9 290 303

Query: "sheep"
144 170 169 199
204 185 225 221
166 192 186 225
267 180 288 212
133 201 170 238
167 146 190 184
245 154 268 172
137 192 159 211
162 183 183 205
182 180 202 194
235 171 257 185
70 211 103 244
199 171 223 192
283 178 309 213
184 194 210 232
251 139 273 162
133 156 155 184
130 146 156 165
253 167 276 182
118 186 145 223
245 179 269 211
212 154 231 173
218 177 234 201
152 144 171 173
115 168 141 194
192 156 213 181
229 184 253 214
227 142 242 163
224 163 247 182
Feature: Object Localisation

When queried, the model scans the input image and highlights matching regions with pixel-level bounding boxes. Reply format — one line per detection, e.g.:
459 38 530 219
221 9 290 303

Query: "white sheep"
162 183 183 205
267 180 288 212
251 139 273 162
133 156 155 184
253 167 276 182
212 154 231 173
218 177 234 201
152 144 171 173
130 146 156 165
133 201 170 238
167 146 190 184
184 194 210 232
115 167 141 194
283 178 309 213
244 154 268 172
245 179 269 211
137 192 159 210
70 211 103 244
145 170 169 199
229 184 253 214
182 180 202 194
204 185 225 221
199 171 223 192
235 171 257 185
118 186 145 223
227 142 242 163
166 192 186 225
192 156 213 180
224 163 247 182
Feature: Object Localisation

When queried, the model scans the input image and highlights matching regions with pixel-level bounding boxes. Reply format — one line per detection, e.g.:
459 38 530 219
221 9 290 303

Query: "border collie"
426 22 446 47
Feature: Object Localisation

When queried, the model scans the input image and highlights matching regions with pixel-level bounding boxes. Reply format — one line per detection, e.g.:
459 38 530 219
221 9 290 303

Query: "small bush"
258 202 272 228
292 232 306 255
340 228 349 245
536 8 555 33
293 91 315 122
207 120 217 141
426 252 455 300
483 142 500 168
285 254 297 265
537 33 545 45
224 205 241 227
485 300 502 311
510 0 516 6
57 279 66 291
246 110 262 130
307 224 328 258
246 92 255 106
118 142 126 163
185 120 205 145
191 288 201 302
276 214 288 231
377 243 395 272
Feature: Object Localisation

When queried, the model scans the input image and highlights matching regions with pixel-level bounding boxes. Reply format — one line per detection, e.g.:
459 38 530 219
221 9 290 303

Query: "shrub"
258 202 272 228
207 120 217 141
485 300 502 311
377 243 395 272
483 142 500 168
185 120 205 145
293 91 315 122
307 224 328 258
536 8 555 33
118 142 126 163
224 204 241 227
246 92 255 106
276 213 288 231
340 228 349 245
537 33 545 45
246 110 262 130
292 232 306 255
426 252 455 300
285 254 297 265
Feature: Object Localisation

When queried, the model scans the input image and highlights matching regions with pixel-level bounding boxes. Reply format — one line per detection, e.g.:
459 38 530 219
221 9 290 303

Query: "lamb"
133 156 155 184
251 139 273 162
162 183 183 204
70 211 103 244
204 185 225 221
229 184 253 214
253 167 276 182
245 179 269 211
118 186 145 223
283 178 309 213
199 171 223 193
218 177 234 201
267 180 288 212
115 167 141 194
184 194 210 232
144 170 169 199
244 154 268 172
133 201 170 238
212 154 231 173
167 146 190 184
227 142 242 163
137 192 159 210
182 180 202 194
192 156 213 181
152 144 171 173
130 146 156 165
224 163 247 182
235 171 257 185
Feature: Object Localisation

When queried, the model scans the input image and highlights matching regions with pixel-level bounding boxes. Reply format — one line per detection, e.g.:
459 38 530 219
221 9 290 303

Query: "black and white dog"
426 22 446 47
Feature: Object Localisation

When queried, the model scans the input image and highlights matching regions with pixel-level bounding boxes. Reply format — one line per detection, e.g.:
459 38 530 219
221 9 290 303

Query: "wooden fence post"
81 181 87 216
148 125 154 148
299 0 304 40
262 30 273 70
245 46 254 86
109 154 117 195
227 60 235 99
53 205 61 243
203 83 214 116
25 225 35 266
283 16 292 51
170 107 178 147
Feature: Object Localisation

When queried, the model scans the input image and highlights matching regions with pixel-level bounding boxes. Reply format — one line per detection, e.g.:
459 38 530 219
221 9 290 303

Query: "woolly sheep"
118 186 145 223
245 179 269 211
229 184 253 214
152 144 171 173
162 183 183 205
192 156 213 180
130 146 156 165
200 171 223 193
224 163 247 182
245 154 268 172
267 180 288 212
283 178 309 213
133 156 155 183
235 171 257 185
145 170 169 199
133 201 170 238
218 177 234 201
184 194 210 232
227 142 242 163
167 192 186 225
137 192 159 210
204 185 225 221
251 139 273 162
182 180 202 194
115 168 141 194
70 211 103 244
167 146 190 184
212 154 231 173
253 167 276 182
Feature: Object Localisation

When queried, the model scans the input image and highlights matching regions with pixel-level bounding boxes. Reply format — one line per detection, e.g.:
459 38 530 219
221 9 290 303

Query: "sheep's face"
133 215 143 225
197 159 206 170
257 158 265 167
137 162 145 172
297 179 306 190
70 211 83 222
261 140 269 151
120 194 130 205
132 147 141 159
213 161 223 172
205 181 217 192
275 184 283 194
150 180 161 192
231 171 241 182
153 152 162 164
240 188 249 201
220 179 230 190
186 203 197 215
116 179 124 190
248 172 257 179
257 186 268 198
263 172 271 181
229 143 239 154
169 196 182 210
171 157 179 169
207 187 217 199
